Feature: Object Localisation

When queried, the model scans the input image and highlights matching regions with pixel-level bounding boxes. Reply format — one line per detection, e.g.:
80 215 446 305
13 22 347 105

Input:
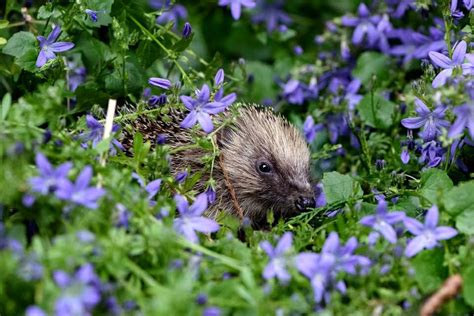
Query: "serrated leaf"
322 171 362 204
456 209 474 235
411 248 447 293
444 181 474 216
2 31 36 58
463 266 474 306
419 169 453 205
358 93 396 129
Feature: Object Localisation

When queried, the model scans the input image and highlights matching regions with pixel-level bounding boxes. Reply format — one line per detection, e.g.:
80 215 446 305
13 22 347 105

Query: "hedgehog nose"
295 196 316 211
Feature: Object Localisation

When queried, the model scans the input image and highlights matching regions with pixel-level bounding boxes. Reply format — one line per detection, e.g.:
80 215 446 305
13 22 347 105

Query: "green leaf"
352 52 391 85
1 93 11 121
245 61 278 102
419 169 453 205
0 20 9 28
411 248 447 293
321 171 362 204
463 265 474 307
444 181 474 216
0 37 7 45
358 93 396 129
2 31 37 58
456 209 474 235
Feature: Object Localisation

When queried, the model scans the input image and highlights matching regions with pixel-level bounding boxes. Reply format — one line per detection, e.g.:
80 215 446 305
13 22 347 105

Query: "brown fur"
122 105 314 226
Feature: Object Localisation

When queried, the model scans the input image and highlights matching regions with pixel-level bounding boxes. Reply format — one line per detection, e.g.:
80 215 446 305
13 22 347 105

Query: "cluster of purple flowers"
28 153 105 210
360 199 457 258
259 231 370 305
180 69 236 133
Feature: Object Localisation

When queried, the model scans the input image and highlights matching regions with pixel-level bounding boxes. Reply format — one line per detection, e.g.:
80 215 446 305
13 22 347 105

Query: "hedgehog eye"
258 162 272 174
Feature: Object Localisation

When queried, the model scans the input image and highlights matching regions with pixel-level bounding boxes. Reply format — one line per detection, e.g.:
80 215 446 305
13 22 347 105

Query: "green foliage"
358 93 396 129
412 249 448 293
321 171 362 204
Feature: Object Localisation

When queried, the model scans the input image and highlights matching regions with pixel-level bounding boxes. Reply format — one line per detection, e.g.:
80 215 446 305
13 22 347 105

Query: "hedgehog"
122 105 316 227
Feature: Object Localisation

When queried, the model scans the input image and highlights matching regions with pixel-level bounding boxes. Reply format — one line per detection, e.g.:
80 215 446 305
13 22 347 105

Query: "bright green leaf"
419 169 453 205
0 20 9 28
456 209 474 235
358 93 396 129
1 93 11 121
444 181 474 216
411 248 447 293
463 265 474 307
2 31 37 58
322 171 362 204
352 52 391 85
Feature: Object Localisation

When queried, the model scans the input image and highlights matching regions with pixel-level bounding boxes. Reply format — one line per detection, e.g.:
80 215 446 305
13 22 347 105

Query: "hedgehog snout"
295 196 316 211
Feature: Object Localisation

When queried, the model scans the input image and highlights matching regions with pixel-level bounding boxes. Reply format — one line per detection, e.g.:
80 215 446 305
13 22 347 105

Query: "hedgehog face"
220 108 315 224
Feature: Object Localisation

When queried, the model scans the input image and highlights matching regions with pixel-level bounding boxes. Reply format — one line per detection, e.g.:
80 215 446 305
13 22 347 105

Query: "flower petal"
404 217 424 235
424 205 439 229
432 68 453 88
180 111 198 129
434 227 458 240
452 40 467 65
188 193 209 216
49 42 75 52
260 241 274 257
196 112 214 133
404 235 427 258
429 51 452 69
275 232 293 255
189 217 220 233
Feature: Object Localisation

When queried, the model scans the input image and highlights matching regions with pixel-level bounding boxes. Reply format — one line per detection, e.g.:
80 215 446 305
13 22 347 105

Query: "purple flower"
260 232 293 284
26 306 46 316
295 252 334 303
115 204 131 229
36 25 74 67
404 205 458 257
390 28 446 64
67 60 86 92
53 263 102 316
148 93 167 107
280 78 318 105
218 0 256 20
156 4 188 29
29 153 72 195
448 102 474 139
214 68 225 86
80 115 124 154
180 84 235 133
401 149 410 164
206 187 217 204
55 166 106 209
251 0 292 32
451 0 473 18
401 98 450 141
429 40 467 88
360 199 406 244
175 171 188 183
149 77 172 90
173 194 220 243
321 232 370 275
182 22 192 38
303 116 323 143
85 9 99 22
344 79 363 110
419 140 445 168
203 306 222 316
341 4 381 46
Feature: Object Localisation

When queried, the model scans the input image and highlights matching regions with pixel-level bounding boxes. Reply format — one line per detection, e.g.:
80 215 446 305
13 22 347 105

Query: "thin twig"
420 274 463 316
